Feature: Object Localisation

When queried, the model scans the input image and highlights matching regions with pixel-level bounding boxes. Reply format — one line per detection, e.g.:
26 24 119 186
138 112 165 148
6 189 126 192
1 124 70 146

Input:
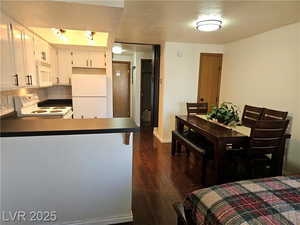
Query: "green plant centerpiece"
207 102 240 126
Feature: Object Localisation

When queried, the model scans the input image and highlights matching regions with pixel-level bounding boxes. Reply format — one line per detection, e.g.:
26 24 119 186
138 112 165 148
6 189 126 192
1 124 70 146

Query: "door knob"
200 98 204 102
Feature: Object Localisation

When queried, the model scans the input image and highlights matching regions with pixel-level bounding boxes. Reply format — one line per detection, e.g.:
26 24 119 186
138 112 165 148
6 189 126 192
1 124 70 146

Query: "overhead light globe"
196 19 222 32
112 46 124 54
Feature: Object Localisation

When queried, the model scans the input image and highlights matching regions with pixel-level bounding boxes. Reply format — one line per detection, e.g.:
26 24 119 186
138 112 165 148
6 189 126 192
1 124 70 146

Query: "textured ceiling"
1 0 300 44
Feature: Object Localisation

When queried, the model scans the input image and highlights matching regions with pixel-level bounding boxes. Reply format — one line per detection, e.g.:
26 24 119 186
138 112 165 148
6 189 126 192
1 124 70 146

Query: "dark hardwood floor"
131 128 206 225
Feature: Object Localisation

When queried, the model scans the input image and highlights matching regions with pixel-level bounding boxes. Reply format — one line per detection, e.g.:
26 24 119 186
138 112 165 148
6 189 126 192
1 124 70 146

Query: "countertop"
1 118 139 137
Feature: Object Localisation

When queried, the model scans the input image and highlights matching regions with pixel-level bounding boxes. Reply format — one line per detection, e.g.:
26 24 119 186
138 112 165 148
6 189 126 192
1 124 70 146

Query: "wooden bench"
171 130 210 185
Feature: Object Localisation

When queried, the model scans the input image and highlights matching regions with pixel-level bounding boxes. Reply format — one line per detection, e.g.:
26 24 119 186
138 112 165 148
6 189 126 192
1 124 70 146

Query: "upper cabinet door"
11 23 25 87
0 13 16 90
50 47 58 84
57 49 72 85
23 30 37 87
89 51 106 68
35 38 50 64
72 50 89 68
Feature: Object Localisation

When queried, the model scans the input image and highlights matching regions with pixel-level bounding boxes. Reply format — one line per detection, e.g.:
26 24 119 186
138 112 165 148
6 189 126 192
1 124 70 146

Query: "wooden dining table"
175 115 291 185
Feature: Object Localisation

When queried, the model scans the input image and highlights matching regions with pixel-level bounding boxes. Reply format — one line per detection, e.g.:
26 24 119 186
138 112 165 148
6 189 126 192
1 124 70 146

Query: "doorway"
112 61 131 117
112 43 160 127
140 59 153 127
197 53 223 111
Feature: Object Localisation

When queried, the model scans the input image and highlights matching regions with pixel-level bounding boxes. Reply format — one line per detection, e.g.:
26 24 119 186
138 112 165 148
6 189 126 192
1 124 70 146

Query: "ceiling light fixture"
112 46 124 54
52 28 68 41
195 19 222 32
86 31 95 40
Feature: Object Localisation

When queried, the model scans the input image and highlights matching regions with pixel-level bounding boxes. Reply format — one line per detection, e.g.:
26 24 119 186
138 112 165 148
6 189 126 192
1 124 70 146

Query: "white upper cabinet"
35 38 50 64
11 22 26 88
50 47 58 84
89 51 106 68
0 13 16 90
71 50 89 68
57 48 72 85
23 29 38 87
72 50 106 69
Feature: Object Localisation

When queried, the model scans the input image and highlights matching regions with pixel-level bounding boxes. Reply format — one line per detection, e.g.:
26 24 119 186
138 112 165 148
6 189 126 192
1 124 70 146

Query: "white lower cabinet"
72 97 107 119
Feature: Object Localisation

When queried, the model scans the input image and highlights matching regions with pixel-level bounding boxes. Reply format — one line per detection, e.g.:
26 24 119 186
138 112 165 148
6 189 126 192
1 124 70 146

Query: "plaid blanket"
184 176 300 225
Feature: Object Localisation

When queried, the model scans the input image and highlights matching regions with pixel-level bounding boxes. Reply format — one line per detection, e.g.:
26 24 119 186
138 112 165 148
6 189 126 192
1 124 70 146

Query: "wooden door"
198 53 223 111
113 61 130 117
140 59 153 127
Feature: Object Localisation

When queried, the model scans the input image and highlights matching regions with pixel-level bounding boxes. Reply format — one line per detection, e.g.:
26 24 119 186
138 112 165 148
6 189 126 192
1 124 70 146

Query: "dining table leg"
213 139 226 185
176 118 184 153
272 136 288 176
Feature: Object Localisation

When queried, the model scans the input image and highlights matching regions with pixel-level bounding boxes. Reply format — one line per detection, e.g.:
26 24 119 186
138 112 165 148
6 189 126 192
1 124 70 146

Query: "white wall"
1 133 133 225
220 22 300 172
155 42 224 142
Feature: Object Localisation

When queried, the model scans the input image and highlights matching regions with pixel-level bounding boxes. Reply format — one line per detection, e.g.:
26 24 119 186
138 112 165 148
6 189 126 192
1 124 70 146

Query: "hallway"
131 128 204 225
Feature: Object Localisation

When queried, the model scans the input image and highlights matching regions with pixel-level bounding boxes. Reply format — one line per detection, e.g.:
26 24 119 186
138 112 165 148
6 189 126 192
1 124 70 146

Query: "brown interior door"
197 53 223 111
113 61 130 117
140 59 153 127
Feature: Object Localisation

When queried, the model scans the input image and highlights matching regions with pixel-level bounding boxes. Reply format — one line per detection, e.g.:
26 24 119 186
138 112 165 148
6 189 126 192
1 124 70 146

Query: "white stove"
14 94 73 119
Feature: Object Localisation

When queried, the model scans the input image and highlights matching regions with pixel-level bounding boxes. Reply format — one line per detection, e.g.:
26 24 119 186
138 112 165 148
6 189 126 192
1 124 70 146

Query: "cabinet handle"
69 78 71 85
86 60 88 67
30 75 33 85
14 74 19 86
56 77 59 84
26 75 30 85
90 60 92 67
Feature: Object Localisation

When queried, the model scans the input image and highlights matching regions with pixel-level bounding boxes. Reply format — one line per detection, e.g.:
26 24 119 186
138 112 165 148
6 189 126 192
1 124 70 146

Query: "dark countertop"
38 99 72 107
1 118 139 137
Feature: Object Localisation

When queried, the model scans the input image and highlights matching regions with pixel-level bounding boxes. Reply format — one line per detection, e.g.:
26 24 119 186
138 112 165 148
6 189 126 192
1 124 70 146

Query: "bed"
174 176 300 225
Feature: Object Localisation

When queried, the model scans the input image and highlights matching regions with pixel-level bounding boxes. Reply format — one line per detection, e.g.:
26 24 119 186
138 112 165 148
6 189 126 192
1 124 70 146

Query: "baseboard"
55 213 133 225
153 129 171 143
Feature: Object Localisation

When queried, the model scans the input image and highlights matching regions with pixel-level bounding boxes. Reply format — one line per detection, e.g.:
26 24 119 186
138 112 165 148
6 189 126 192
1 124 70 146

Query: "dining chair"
185 102 209 144
226 119 289 180
186 103 208 116
241 105 264 127
261 108 288 120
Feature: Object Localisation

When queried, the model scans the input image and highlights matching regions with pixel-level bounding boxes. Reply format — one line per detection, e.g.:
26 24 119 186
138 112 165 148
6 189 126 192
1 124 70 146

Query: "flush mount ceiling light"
195 19 222 32
112 46 124 54
51 28 68 41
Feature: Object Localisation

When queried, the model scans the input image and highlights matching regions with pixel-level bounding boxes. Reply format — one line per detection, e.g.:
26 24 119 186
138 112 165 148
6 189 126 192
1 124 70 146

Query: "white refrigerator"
72 74 107 119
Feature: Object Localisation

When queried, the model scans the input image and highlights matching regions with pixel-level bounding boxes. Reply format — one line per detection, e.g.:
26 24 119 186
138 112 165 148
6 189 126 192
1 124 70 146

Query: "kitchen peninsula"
1 117 138 225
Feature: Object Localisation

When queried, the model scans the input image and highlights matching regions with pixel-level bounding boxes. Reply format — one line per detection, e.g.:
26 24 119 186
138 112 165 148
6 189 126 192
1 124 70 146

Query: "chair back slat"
186 103 208 116
242 105 264 127
261 108 288 120
249 120 289 155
